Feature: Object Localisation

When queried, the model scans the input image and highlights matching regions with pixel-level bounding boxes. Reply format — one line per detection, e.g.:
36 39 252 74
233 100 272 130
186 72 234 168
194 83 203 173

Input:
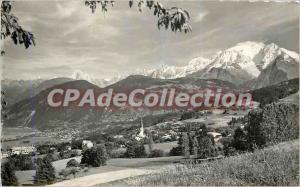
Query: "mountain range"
2 41 299 130
72 41 299 88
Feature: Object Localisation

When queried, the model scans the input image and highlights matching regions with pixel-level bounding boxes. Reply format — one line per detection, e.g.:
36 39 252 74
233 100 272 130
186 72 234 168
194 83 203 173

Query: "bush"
59 150 81 159
169 146 182 156
180 111 196 121
196 126 216 159
44 153 60 162
232 127 248 151
109 148 126 158
59 167 80 179
260 103 299 144
8 154 35 171
66 159 80 168
149 149 164 158
81 145 108 167
1 162 18 186
34 157 56 185
243 103 299 150
125 140 147 158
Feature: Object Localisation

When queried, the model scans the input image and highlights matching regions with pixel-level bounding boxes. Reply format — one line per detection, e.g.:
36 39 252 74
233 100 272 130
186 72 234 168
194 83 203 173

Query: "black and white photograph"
1 0 299 186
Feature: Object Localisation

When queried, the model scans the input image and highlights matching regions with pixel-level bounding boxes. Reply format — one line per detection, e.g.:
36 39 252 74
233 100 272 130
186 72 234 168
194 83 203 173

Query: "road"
47 156 183 186
48 168 155 186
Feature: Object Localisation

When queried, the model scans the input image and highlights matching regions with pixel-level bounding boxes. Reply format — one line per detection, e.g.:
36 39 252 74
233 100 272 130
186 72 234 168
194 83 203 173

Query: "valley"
1 41 299 186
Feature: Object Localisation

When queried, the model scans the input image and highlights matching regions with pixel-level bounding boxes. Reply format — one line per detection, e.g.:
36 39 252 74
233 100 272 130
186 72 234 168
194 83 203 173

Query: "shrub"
59 150 81 159
8 154 35 171
196 125 216 159
182 132 190 157
180 111 196 121
125 140 147 158
109 148 126 158
81 145 108 167
260 103 299 144
169 146 182 156
1 162 18 186
44 153 60 162
232 127 248 151
243 103 299 150
59 167 80 179
66 159 80 168
34 157 56 185
149 149 164 158
134 144 147 158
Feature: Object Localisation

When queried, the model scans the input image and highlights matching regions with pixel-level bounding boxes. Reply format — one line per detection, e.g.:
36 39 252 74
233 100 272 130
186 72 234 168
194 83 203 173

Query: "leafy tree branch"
85 0 192 33
1 1 35 55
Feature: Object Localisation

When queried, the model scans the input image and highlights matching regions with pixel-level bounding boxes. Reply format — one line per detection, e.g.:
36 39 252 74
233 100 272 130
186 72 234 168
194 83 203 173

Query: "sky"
2 0 299 80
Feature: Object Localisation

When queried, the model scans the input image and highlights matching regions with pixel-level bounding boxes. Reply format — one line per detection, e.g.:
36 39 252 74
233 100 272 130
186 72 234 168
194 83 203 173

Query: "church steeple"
136 117 146 141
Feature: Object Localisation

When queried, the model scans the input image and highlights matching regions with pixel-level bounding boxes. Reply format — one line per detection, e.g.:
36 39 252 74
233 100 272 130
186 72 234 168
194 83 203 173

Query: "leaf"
154 7 158 15
11 31 18 44
184 10 190 19
146 1 154 9
129 0 133 8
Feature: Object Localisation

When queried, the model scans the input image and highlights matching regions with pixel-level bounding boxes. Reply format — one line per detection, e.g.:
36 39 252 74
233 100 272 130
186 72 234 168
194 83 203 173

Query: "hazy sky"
2 1 299 80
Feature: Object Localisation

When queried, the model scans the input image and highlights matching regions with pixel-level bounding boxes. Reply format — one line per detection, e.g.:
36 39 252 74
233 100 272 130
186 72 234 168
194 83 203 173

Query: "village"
1 111 232 185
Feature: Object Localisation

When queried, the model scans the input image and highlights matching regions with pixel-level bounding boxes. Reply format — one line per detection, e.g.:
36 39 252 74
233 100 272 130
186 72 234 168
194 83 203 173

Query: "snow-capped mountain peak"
204 41 265 78
72 70 92 82
227 41 265 59
71 41 299 88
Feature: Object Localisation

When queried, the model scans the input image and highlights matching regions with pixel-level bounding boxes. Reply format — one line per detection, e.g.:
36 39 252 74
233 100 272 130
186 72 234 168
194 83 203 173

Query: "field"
145 141 177 154
1 127 34 140
104 140 299 186
1 127 67 150
15 154 183 185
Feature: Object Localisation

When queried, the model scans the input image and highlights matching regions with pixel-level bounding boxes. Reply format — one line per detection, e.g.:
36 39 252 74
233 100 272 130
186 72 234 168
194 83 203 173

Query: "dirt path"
48 168 155 186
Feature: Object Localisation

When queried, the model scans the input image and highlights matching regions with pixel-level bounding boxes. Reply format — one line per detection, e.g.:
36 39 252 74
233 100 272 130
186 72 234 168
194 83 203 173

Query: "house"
208 132 223 142
161 134 172 142
1 152 9 159
9 146 36 155
82 140 93 150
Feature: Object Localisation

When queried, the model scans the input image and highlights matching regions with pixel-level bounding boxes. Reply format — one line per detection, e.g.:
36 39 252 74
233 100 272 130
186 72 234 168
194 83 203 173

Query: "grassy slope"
106 140 299 186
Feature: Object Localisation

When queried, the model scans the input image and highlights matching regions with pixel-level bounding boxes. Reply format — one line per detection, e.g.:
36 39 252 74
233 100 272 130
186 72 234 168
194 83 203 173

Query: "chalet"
82 140 93 150
9 146 36 155
208 132 222 142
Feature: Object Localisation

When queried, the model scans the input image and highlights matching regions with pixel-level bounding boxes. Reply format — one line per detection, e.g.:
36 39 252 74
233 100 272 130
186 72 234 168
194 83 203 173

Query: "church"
135 118 146 141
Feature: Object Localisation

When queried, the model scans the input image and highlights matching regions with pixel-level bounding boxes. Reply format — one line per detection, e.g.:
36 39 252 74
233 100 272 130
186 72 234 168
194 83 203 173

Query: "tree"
34 157 56 185
193 137 199 158
1 1 35 54
177 133 183 150
1 162 18 186
195 125 215 159
85 0 192 33
124 139 147 158
124 140 136 158
81 145 108 167
198 135 214 158
8 154 35 170
134 144 147 158
244 109 265 149
232 127 248 151
147 135 154 153
243 103 299 150
182 132 190 158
